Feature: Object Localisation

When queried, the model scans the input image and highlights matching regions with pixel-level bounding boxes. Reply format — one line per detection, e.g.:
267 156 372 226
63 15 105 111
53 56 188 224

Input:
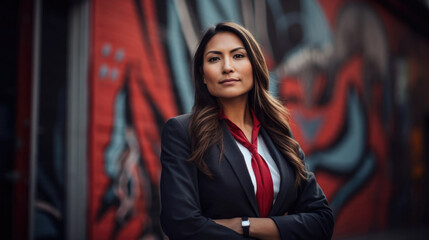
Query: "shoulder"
161 114 193 156
162 113 192 139
172 113 192 125
164 113 192 129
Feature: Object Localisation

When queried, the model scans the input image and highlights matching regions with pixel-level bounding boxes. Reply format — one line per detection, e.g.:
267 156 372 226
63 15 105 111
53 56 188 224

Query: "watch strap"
241 216 250 237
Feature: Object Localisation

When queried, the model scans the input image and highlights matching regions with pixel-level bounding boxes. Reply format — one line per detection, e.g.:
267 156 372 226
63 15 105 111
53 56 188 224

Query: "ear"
203 78 207 84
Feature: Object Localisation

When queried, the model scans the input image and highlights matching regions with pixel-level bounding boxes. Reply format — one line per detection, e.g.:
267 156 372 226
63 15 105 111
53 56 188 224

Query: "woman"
160 22 334 240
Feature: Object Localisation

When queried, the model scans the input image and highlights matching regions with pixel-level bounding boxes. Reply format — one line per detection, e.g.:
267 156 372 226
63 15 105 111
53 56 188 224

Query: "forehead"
204 32 245 53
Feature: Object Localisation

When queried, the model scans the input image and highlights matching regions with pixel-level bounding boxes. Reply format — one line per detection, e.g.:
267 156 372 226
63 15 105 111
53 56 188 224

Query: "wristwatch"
241 216 250 237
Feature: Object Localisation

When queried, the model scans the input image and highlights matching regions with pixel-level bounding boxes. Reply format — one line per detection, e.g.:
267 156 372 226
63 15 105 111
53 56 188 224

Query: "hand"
213 217 242 235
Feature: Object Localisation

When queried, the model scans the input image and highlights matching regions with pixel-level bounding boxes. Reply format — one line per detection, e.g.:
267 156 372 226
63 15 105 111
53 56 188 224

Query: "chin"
215 92 249 101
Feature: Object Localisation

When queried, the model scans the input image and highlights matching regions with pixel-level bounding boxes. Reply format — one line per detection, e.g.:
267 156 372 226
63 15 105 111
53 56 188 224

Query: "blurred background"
1 0 429 239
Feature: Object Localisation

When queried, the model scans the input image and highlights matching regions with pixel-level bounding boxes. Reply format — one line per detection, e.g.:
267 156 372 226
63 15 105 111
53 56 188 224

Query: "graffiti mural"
90 0 177 239
89 0 428 239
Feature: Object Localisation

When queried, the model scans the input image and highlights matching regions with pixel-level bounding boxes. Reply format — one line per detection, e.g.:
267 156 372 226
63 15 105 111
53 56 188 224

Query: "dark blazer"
160 114 334 240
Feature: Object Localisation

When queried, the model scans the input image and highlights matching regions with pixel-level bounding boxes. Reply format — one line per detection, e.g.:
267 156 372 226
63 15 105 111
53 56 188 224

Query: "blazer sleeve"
159 117 245 240
270 148 335 240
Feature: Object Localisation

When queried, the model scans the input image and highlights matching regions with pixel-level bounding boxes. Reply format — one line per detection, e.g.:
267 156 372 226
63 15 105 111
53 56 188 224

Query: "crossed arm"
214 217 280 240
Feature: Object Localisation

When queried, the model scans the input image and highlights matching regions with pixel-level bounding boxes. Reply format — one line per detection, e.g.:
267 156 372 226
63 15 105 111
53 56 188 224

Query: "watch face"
242 220 250 227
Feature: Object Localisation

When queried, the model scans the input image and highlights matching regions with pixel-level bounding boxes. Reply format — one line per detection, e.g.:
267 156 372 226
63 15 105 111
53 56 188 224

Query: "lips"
219 78 239 84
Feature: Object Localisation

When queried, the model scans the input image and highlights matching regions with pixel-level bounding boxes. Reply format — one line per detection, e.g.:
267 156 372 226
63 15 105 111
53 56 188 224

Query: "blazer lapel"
260 128 295 215
221 122 260 216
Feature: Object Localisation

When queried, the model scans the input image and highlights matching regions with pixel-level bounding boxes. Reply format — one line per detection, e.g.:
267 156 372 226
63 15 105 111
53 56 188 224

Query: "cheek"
244 64 254 85
202 66 216 94
203 65 217 84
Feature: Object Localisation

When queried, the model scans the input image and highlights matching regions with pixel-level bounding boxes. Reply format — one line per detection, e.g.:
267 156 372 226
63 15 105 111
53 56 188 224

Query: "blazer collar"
221 121 260 216
259 128 295 215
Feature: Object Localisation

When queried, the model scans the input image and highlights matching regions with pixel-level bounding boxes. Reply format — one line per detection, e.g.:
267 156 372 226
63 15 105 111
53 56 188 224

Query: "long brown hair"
189 22 307 185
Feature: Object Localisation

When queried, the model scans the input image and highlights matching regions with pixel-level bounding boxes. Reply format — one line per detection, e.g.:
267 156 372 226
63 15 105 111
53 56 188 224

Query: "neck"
219 96 252 131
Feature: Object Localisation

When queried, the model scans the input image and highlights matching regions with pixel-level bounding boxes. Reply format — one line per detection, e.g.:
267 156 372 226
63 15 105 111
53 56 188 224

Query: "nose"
222 58 234 74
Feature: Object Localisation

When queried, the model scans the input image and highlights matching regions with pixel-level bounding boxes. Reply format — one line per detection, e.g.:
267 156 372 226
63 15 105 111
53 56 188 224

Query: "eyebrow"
205 47 246 56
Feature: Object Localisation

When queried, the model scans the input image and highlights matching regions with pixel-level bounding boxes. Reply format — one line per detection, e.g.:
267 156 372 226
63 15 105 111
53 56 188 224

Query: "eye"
233 53 245 59
208 56 220 62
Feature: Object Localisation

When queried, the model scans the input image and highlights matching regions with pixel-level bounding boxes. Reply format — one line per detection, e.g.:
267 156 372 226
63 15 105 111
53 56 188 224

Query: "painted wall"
88 0 429 239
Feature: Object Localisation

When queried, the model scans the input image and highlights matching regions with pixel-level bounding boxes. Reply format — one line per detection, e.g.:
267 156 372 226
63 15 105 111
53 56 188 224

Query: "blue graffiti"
304 88 376 215
196 0 242 30
305 89 366 173
104 90 128 177
166 0 194 113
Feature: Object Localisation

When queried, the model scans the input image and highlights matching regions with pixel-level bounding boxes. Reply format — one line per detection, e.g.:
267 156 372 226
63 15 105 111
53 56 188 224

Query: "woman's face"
202 32 253 102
